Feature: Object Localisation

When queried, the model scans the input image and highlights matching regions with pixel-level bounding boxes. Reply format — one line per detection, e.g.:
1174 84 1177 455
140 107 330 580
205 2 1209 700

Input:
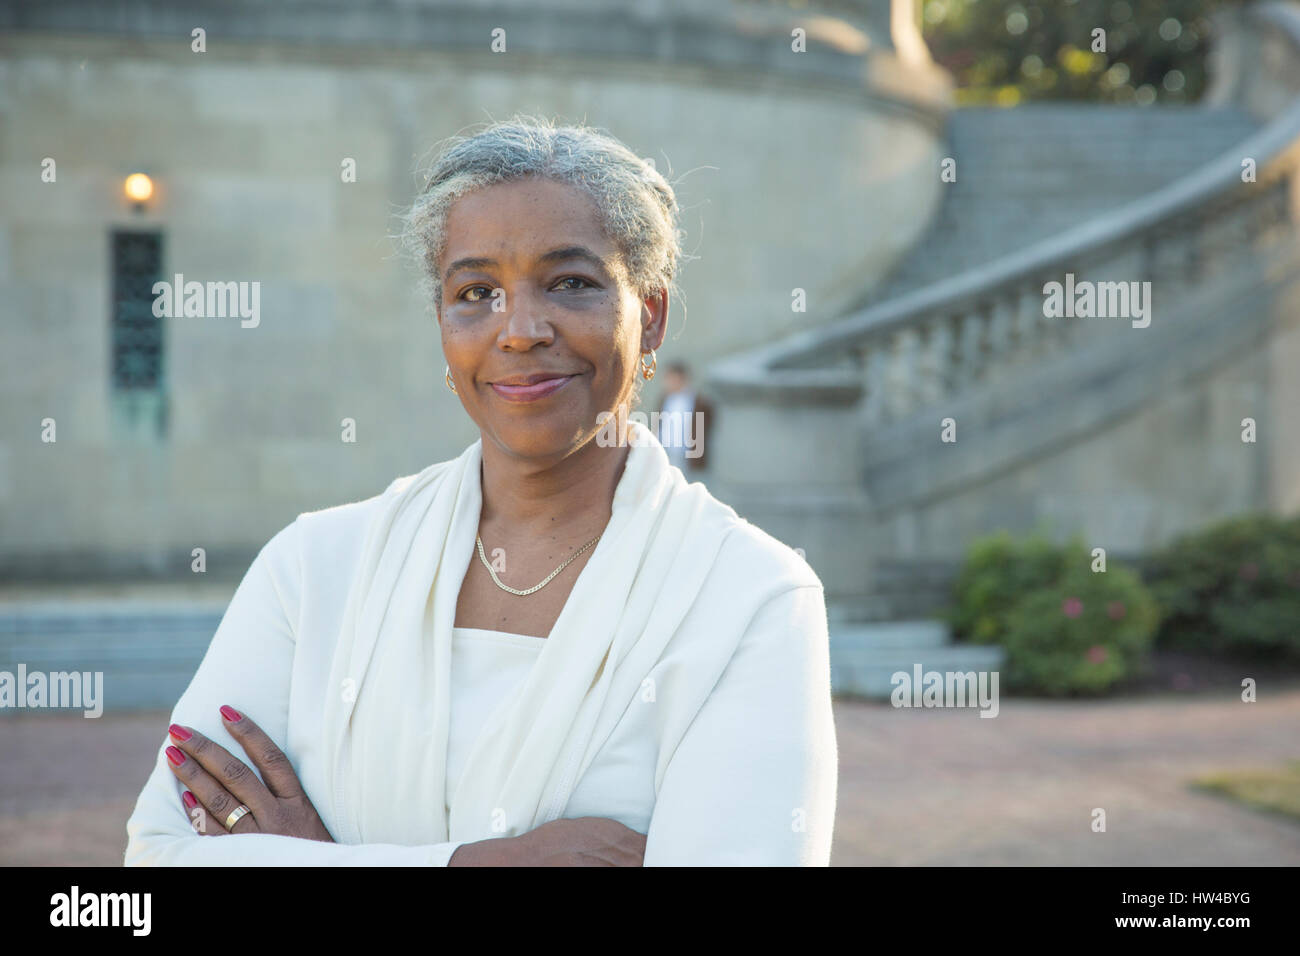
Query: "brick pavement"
2 689 1297 865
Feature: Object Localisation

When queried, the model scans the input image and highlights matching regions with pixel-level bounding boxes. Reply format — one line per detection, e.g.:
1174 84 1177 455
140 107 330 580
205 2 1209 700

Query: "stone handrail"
706 2 1300 421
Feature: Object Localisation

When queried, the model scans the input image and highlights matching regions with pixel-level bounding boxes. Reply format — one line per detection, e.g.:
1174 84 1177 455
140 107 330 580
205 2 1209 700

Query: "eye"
553 276 595 292
458 284 494 302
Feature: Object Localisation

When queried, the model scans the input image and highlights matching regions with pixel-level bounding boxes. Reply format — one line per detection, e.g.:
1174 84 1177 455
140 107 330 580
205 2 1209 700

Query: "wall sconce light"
124 172 154 210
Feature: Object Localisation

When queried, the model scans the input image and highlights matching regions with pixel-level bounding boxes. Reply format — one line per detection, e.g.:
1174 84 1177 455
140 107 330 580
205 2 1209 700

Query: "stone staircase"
0 602 223 712
828 617 1004 700
828 105 1263 693
861 105 1263 307
826 556 998 697
706 3 1300 695
826 558 956 622
827 560 1004 700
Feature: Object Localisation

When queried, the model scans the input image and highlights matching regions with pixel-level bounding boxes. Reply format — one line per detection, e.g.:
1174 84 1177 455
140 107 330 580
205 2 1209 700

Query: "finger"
582 840 644 867
599 823 645 866
166 723 273 818
179 788 247 837
217 705 305 800
180 790 210 836
582 849 621 866
166 745 258 834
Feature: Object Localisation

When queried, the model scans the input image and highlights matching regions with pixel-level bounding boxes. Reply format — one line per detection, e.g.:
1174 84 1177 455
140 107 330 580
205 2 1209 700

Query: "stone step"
826 616 1006 699
831 643 1007 700
830 618 952 649
0 603 223 712
0 604 1007 708
828 590 953 623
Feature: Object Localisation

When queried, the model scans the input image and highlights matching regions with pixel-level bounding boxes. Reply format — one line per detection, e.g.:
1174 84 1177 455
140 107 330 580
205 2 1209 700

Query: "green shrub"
999 558 1160 695
944 530 1067 644
947 533 1160 694
1143 513 1300 658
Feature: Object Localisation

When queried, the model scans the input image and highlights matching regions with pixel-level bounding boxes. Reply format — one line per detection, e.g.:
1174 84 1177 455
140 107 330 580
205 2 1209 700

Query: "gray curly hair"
401 113 685 313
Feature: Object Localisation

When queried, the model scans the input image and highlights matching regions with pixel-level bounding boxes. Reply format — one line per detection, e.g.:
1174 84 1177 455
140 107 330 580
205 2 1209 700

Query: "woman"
124 115 837 866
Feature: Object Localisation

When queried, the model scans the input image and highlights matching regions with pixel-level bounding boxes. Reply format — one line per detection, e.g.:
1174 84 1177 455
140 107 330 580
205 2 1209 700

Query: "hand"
451 816 646 866
164 705 334 842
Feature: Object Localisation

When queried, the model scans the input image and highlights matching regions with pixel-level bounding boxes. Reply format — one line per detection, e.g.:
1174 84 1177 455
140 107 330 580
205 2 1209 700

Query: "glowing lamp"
124 173 154 204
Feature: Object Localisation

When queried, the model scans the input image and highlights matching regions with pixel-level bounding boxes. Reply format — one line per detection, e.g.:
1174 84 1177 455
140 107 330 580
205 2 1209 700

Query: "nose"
496 289 555 351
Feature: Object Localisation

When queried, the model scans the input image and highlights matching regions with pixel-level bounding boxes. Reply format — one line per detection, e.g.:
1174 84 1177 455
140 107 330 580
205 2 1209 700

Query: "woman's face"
437 177 667 463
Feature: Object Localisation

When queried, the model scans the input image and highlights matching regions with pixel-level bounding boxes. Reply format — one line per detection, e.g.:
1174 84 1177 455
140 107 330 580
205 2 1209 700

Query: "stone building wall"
0 0 948 576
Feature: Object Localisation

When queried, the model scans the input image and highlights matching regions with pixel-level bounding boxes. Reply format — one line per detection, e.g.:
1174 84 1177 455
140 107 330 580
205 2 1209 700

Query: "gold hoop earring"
640 349 657 381
445 365 457 393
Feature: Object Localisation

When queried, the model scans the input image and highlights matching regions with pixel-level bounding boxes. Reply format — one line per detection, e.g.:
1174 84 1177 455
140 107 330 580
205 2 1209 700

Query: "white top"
445 628 548 817
124 446 838 866
443 623 699 853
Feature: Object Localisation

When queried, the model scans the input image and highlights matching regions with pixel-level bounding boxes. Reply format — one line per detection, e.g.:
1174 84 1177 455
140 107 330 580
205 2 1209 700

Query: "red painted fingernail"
182 791 197 809
168 724 192 741
219 705 241 722
166 746 186 766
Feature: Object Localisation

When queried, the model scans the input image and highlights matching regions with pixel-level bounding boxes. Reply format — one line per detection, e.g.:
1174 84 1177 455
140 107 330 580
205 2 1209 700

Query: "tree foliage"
921 0 1257 105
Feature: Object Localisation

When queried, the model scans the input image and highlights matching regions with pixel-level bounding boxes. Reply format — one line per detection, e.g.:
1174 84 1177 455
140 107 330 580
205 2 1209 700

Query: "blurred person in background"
656 361 714 478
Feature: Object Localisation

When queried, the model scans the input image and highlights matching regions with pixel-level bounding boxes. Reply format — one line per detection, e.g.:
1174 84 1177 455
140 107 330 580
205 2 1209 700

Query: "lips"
489 372 577 403
491 371 577 387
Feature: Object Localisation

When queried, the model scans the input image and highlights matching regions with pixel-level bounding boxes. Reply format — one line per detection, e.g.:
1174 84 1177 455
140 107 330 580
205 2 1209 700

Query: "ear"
642 287 669 351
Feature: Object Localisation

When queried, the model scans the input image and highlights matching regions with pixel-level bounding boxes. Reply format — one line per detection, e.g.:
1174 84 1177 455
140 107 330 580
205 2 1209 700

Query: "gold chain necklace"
475 533 602 596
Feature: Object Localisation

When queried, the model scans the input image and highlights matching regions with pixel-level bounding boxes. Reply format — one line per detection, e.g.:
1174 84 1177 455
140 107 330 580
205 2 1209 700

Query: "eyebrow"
443 246 611 283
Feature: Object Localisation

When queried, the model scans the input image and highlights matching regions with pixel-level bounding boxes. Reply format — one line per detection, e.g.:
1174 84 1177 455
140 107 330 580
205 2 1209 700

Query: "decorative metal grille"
111 231 164 390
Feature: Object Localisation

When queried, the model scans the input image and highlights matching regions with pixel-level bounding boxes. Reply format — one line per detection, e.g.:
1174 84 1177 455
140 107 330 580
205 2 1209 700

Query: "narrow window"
110 230 167 438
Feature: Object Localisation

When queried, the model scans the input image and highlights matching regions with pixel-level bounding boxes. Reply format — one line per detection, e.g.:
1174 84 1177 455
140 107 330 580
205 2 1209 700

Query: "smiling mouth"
489 374 577 403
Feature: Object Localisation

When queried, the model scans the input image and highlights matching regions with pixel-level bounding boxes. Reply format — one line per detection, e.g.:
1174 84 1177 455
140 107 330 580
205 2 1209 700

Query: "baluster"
1264 181 1294 238
1053 269 1083 349
1015 283 1043 361
955 306 988 392
1147 230 1181 281
1271 180 1292 226
915 318 949 407
1180 229 1198 280
1042 273 1075 356
861 343 889 427
1245 186 1280 246
1224 198 1257 259
1185 214 1208 280
885 326 920 420
1199 202 1225 267
1210 205 1241 276
986 298 1014 364
1140 234 1158 283
1002 292 1025 358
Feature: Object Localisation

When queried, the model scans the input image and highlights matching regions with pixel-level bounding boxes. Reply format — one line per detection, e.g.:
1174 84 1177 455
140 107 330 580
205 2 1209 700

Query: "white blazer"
125 425 838 865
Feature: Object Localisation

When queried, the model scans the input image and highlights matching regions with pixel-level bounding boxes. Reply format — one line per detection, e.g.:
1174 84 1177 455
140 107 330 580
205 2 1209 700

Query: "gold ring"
224 804 251 831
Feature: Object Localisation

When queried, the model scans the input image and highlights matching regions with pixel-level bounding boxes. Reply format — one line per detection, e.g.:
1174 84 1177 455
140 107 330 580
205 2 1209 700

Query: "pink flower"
1107 601 1126 620
1063 597 1083 618
1087 645 1108 664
